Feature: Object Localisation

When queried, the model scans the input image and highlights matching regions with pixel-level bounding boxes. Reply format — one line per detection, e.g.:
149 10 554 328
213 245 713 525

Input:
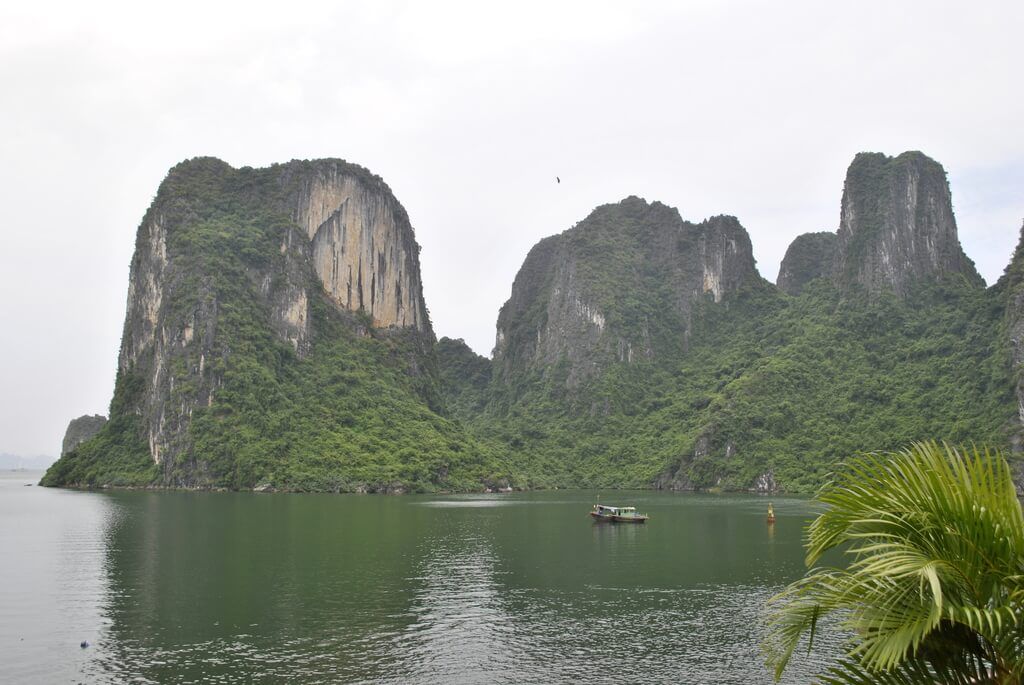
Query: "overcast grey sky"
1 0 1022 457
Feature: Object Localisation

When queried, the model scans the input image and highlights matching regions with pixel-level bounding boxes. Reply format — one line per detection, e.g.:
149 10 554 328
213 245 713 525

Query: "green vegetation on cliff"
442 256 1014 493
44 159 505 492
436 337 492 419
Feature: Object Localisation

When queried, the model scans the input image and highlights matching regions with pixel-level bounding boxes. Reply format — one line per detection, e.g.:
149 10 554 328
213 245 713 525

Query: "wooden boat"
590 504 649 523
612 506 649 523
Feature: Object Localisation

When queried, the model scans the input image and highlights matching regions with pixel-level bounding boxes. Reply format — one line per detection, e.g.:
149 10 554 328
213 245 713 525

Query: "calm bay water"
0 471 843 683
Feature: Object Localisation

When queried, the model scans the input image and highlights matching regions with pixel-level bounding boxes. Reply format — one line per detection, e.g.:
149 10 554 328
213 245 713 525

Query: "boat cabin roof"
595 504 619 513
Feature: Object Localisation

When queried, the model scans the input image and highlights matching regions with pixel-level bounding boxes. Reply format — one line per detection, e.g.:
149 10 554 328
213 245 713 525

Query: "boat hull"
612 515 648 523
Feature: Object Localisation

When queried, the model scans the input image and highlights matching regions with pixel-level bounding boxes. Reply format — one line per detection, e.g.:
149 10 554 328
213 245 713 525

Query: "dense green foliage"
562 200 692 350
436 337 492 419
764 442 1024 683
446 276 1015 493
179 320 504 493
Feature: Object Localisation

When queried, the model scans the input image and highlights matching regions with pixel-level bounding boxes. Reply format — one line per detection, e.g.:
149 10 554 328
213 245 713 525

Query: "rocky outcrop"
777 232 837 295
61 415 107 455
834 151 983 296
750 471 777 493
493 197 764 388
654 427 739 492
695 215 761 304
116 157 433 474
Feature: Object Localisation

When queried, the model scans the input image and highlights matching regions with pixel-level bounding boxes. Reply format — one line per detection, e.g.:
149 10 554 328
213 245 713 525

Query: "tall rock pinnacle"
119 157 432 470
834 151 983 295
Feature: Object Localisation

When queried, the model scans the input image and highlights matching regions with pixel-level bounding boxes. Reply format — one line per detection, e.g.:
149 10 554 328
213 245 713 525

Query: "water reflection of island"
398 522 515 681
591 518 644 544
91 491 428 683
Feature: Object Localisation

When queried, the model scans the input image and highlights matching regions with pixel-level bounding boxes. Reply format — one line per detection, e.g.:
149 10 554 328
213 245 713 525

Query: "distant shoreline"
35 482 794 497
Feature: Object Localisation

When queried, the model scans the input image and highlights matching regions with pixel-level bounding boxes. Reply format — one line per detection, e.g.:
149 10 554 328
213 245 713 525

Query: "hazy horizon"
1 0 1022 456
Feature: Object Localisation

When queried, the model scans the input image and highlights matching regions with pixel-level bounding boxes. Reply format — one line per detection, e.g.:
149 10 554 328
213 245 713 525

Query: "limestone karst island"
44 151 1024 494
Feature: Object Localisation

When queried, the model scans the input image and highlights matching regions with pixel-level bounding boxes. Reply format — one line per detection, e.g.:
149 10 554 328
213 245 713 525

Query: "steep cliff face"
834 152 983 295
492 197 764 389
289 163 427 330
777 232 837 295
61 415 107 455
116 158 226 468
44 156 475 490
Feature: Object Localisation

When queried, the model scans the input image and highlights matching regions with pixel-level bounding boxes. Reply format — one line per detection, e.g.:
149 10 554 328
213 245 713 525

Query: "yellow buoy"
767 502 776 524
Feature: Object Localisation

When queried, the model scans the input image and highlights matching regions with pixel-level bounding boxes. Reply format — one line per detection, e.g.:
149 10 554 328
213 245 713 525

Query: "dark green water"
1 471 843 683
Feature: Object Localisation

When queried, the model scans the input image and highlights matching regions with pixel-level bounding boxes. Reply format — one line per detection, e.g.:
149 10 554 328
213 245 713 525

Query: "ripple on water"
418 499 520 508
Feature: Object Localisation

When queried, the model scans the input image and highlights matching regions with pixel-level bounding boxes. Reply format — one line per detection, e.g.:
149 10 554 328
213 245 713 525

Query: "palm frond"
763 441 1024 682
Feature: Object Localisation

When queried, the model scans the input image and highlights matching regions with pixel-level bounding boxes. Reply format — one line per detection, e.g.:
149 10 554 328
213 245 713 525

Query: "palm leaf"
763 442 1024 682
